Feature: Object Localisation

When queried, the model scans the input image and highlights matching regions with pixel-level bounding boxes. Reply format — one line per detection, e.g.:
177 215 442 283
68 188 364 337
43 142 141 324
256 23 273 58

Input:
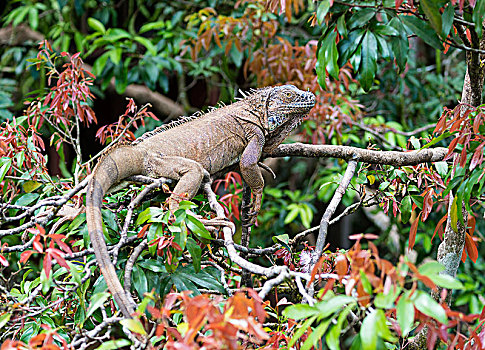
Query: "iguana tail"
86 146 144 318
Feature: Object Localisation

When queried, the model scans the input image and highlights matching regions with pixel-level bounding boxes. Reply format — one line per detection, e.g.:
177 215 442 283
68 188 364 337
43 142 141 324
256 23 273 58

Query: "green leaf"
104 28 131 42
316 44 327 89
140 21 165 33
374 287 400 309
434 161 448 177
137 259 165 273
92 52 110 77
360 310 378 350
348 8 375 29
28 7 39 30
374 24 399 36
472 0 485 38
22 180 42 193
431 274 464 290
88 17 106 34
397 295 415 337
109 48 122 65
0 157 12 182
418 261 444 275
95 340 132 350
15 193 39 206
283 304 319 320
186 237 202 273
301 319 331 350
120 318 147 335
337 15 347 37
134 36 157 56
171 273 200 295
315 295 356 319
317 0 331 26
326 304 353 350
441 4 454 38
389 18 408 72
450 196 458 232
132 265 148 297
359 269 373 295
420 131 452 149
361 309 397 350
400 15 443 50
179 271 225 294
288 316 317 347
374 309 398 342
185 215 211 241
359 31 377 92
421 0 442 34
412 290 447 324
400 195 412 224
0 313 11 329
102 209 118 232
325 32 339 79
86 292 110 319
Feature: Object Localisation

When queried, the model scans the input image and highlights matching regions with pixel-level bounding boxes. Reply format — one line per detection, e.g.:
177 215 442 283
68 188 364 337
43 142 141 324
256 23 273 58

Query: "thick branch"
267 143 448 165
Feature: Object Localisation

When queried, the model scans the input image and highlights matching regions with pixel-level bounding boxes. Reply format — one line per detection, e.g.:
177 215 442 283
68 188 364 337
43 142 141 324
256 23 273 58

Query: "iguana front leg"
239 131 265 226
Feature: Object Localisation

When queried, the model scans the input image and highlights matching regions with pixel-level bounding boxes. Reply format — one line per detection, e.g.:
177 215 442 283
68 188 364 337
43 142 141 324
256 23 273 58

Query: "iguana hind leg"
145 156 208 210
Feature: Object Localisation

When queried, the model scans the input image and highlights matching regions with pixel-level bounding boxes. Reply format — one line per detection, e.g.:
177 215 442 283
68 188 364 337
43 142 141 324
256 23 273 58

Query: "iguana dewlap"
86 84 316 318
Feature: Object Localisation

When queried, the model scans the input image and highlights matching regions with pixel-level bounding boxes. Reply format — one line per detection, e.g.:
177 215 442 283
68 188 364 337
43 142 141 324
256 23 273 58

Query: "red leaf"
432 215 447 242
461 246 467 263
468 214 476 236
444 137 459 160
138 224 150 238
33 236 43 253
465 232 478 263
43 254 52 278
470 142 484 170
409 212 421 250
335 254 348 278
20 250 34 263
421 192 434 221
0 254 9 267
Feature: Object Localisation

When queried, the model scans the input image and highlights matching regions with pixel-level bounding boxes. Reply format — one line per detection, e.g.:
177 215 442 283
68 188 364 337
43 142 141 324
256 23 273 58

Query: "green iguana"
86 84 316 318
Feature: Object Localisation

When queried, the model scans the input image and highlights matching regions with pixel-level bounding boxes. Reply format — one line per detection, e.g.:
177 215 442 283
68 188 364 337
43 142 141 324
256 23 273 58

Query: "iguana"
86 84 316 318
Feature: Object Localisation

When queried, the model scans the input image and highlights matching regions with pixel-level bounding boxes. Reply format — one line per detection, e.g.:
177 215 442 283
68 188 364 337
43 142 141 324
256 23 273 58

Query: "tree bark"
410 26 485 350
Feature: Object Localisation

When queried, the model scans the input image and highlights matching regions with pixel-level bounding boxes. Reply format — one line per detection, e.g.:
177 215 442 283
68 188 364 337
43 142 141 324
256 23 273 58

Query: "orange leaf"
138 224 150 238
467 214 476 236
409 212 421 250
461 246 467 263
335 255 348 278
432 215 448 242
465 232 478 263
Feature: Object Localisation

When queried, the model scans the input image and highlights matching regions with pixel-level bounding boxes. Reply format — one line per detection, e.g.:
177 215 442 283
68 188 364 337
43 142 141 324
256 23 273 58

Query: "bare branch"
268 143 448 166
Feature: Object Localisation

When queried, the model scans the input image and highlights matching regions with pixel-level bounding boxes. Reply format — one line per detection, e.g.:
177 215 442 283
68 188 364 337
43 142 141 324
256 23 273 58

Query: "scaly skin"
86 85 316 318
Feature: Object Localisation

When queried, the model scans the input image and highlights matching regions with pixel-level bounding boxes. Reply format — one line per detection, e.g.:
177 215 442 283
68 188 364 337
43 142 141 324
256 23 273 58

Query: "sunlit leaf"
86 292 110 319
119 318 147 335
412 290 447 324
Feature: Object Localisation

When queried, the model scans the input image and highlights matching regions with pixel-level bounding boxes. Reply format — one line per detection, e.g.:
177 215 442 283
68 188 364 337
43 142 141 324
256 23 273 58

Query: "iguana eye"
285 91 293 98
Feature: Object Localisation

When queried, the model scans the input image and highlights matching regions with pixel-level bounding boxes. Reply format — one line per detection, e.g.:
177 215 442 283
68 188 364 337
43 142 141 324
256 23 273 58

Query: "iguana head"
266 84 316 133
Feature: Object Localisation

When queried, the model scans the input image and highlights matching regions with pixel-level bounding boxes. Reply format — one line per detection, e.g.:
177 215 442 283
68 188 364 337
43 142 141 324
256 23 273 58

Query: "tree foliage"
1 0 485 349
